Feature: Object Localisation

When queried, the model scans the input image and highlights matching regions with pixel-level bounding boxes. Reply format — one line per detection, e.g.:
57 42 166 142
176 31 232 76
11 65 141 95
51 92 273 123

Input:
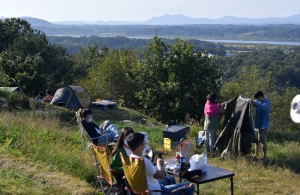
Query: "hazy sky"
1 0 299 22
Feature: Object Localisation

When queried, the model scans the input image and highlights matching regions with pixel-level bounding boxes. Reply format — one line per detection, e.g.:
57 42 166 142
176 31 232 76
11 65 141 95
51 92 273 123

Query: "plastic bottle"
175 152 180 165
180 152 186 170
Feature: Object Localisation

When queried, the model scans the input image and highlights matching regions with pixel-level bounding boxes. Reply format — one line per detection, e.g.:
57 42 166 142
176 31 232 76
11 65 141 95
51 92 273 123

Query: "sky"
1 0 299 22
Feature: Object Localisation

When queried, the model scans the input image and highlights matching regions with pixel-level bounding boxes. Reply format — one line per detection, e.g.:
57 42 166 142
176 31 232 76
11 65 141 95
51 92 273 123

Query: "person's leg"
106 132 115 143
259 129 268 159
105 124 119 137
97 133 115 144
98 135 109 144
255 129 261 157
157 176 176 186
157 177 170 186
160 182 194 195
262 142 268 159
204 130 210 152
255 142 260 157
209 129 217 153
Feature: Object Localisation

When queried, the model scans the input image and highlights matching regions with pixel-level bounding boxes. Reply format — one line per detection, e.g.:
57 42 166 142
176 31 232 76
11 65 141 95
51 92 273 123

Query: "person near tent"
203 93 227 154
127 133 195 195
251 91 271 159
79 109 117 144
35 91 45 102
42 89 53 103
110 127 135 185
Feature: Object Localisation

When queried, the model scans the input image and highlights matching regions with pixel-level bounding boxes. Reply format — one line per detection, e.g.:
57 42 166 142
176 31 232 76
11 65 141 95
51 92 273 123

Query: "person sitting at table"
127 133 195 195
80 109 117 144
110 127 135 185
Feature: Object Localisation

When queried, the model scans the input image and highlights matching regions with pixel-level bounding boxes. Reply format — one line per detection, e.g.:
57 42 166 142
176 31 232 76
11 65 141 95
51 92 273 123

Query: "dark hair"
39 91 45 97
111 127 135 156
46 89 52 95
81 109 92 118
206 93 217 103
127 133 145 151
253 91 264 99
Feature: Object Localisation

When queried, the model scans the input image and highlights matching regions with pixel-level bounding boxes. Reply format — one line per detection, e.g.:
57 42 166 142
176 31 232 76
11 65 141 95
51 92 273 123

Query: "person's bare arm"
153 158 164 179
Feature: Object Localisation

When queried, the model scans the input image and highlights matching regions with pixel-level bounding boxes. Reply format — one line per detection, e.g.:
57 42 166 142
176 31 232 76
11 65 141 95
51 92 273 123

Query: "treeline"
46 35 226 56
214 48 300 88
1 18 300 132
38 24 300 41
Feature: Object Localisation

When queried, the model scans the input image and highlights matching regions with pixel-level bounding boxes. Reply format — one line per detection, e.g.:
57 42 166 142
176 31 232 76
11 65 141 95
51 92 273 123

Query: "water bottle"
180 152 186 170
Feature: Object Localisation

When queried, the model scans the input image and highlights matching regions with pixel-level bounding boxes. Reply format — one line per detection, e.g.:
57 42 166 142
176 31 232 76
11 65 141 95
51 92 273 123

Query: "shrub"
0 90 30 110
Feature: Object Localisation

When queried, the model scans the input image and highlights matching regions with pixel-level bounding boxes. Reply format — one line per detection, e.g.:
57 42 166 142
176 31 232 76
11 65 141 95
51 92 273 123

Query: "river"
198 39 300 46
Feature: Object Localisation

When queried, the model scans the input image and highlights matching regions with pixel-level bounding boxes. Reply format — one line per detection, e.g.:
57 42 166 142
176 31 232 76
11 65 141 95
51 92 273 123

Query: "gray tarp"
215 95 257 158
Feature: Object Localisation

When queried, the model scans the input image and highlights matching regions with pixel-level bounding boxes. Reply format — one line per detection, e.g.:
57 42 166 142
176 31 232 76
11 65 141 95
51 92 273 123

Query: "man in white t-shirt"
127 133 194 195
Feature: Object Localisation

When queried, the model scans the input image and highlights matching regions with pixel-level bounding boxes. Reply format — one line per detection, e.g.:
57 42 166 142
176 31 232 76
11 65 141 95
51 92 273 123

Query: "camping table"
91 100 117 110
164 158 234 195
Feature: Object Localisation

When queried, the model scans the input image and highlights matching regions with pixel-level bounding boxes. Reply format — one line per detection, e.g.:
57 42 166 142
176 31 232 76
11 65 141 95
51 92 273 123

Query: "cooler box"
164 138 180 151
163 124 190 140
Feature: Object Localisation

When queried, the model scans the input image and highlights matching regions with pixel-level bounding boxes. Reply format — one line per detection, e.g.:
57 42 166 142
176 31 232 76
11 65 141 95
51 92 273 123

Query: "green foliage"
220 65 273 100
0 18 76 95
47 35 226 56
0 90 30 110
77 47 140 107
220 64 300 133
133 36 221 123
41 24 300 43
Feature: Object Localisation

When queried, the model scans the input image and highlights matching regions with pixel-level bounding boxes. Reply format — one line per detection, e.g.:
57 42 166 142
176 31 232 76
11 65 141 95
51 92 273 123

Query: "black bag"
163 124 190 140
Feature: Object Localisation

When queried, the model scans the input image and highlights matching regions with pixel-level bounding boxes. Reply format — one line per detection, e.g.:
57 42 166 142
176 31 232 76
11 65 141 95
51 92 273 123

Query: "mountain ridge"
1 14 300 26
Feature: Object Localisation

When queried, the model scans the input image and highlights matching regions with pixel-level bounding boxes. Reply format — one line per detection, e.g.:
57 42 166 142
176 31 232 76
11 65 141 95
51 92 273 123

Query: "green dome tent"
50 85 91 109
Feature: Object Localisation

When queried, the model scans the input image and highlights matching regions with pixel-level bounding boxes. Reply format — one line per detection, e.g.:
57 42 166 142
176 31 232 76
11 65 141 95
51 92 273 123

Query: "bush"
0 90 30 110
268 129 300 143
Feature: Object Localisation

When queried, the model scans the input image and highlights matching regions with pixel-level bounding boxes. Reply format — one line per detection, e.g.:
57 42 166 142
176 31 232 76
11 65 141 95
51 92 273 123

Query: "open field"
1 107 300 194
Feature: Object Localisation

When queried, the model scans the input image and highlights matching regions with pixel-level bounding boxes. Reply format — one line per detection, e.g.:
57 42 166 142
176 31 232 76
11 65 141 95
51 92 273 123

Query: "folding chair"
120 153 194 195
93 144 123 194
75 111 115 151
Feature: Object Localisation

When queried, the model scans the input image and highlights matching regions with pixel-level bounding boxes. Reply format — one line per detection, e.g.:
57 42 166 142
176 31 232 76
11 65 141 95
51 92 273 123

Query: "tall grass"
1 107 300 194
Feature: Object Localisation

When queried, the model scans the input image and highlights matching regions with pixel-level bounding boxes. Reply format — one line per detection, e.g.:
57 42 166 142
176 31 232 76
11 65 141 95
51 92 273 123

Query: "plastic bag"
189 153 207 173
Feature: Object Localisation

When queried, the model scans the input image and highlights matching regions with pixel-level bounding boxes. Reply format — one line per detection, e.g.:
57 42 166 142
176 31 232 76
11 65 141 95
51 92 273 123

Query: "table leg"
196 184 199 195
230 176 233 195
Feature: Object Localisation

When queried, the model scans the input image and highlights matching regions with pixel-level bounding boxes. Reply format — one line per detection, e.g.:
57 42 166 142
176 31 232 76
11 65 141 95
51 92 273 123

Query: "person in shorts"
251 91 271 159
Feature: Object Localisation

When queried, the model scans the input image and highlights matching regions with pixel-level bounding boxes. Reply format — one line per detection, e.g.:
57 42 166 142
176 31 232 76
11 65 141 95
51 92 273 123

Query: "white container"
198 131 204 138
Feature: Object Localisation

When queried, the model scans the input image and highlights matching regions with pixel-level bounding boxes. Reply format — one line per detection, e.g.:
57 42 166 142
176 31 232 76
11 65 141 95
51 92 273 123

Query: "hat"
290 95 300 123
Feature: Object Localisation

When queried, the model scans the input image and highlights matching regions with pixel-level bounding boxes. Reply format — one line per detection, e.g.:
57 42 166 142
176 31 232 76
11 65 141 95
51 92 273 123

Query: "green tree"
220 65 273 100
0 18 75 95
77 47 139 106
133 36 222 123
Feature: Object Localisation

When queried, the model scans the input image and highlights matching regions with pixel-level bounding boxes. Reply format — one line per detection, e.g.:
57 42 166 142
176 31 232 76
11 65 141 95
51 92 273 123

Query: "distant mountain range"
1 14 300 26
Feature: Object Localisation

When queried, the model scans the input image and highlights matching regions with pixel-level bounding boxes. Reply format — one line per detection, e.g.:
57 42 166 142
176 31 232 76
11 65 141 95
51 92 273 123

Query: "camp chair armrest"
90 134 107 140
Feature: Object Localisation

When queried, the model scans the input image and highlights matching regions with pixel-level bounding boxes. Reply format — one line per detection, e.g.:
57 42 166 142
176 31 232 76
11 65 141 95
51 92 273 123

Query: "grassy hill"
1 105 300 194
